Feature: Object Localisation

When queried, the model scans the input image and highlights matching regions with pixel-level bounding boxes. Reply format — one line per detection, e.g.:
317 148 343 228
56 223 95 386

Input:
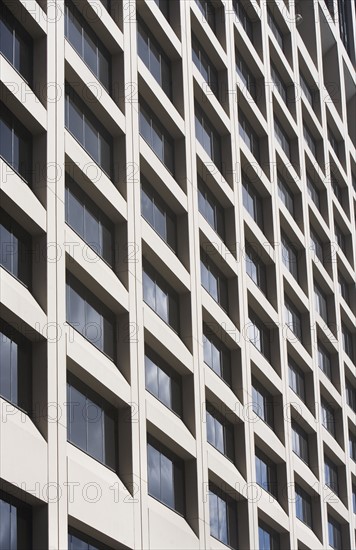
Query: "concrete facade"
0 0 355 549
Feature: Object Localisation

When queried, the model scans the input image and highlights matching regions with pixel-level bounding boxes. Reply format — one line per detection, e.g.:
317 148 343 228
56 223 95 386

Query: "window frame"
209 483 238 548
141 176 177 252
288 357 305 402
252 377 274 429
65 84 113 178
67 373 118 471
195 102 222 170
145 346 182 417
139 98 175 175
64 0 112 92
197 177 225 240
255 448 278 498
291 421 309 465
137 16 172 98
206 401 235 461
66 272 116 361
0 101 33 185
65 175 115 267
147 434 185 515
142 259 180 334
203 323 232 385
200 249 228 312
295 484 313 529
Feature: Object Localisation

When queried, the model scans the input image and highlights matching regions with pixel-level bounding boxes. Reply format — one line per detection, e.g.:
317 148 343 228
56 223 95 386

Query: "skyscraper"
0 0 355 548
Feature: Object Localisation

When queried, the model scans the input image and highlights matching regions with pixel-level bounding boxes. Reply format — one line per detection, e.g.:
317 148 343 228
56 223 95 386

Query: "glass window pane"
67 284 85 335
155 284 168 323
87 398 104 463
67 95 84 143
160 452 174 508
158 367 171 408
143 270 155 310
209 492 219 539
145 354 158 396
84 117 99 163
85 208 100 254
0 117 13 166
67 187 85 237
68 385 87 451
83 30 98 75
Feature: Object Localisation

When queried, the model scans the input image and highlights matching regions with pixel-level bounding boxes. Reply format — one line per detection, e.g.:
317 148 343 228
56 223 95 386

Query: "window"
307 175 320 208
200 249 228 311
245 244 267 294
233 0 253 41
271 63 287 104
239 112 260 161
259 521 280 550
346 380 356 412
153 0 169 20
198 177 224 240
317 341 331 379
255 449 277 497
328 516 342 550
321 400 336 437
350 432 356 461
203 324 231 385
0 209 31 287
295 484 312 528
206 402 234 461
334 224 346 255
352 485 356 514
331 176 342 203
192 36 218 97
325 458 338 495
0 102 32 184
314 283 328 323
147 435 185 514
141 177 176 251
252 378 274 428
143 260 179 333
338 272 349 303
303 124 316 158
65 176 114 266
0 1 33 84
274 118 291 160
139 99 174 174
310 229 323 264
0 321 31 413
145 347 181 416
209 484 237 548
236 54 256 100
65 0 111 91
242 174 263 228
65 85 112 178
292 421 309 464
195 103 221 170
66 272 116 360
328 127 339 155
338 0 353 56
267 9 284 50
195 0 216 32
67 374 117 469
137 18 171 97
0 491 32 550
342 323 353 360
277 173 294 215
248 312 270 360
300 74 313 106
281 233 298 280
288 358 305 402
68 528 110 550
285 299 302 341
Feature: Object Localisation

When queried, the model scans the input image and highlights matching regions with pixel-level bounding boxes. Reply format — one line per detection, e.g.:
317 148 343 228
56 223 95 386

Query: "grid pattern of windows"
2 1 356 548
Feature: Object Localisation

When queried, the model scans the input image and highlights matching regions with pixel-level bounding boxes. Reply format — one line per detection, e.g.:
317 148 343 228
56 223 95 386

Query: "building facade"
0 0 355 548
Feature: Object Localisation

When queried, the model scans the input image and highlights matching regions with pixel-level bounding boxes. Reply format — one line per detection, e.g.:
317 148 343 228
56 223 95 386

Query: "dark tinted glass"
142 260 179 333
0 320 31 412
65 175 114 266
0 491 32 550
141 177 176 251
65 85 113 178
147 436 185 514
67 374 117 469
0 209 31 287
65 0 111 91
0 2 33 83
139 100 174 174
145 346 182 416
0 102 32 184
66 273 116 360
